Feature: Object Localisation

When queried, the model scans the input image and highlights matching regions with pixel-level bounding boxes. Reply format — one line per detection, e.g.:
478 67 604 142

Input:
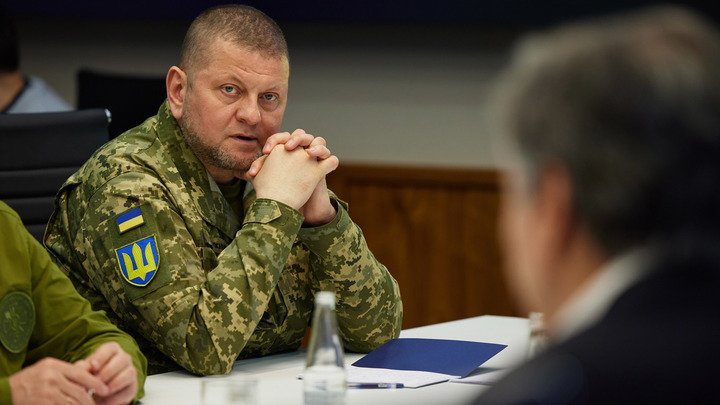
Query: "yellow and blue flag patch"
115 235 159 287
117 207 144 234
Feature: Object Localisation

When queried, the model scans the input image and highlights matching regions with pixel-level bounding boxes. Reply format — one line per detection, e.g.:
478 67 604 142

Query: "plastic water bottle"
304 291 346 405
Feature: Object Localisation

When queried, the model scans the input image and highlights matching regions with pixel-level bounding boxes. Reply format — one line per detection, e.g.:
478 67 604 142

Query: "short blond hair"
180 5 288 75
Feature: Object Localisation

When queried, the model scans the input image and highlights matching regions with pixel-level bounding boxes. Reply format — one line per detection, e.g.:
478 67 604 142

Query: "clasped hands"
235 129 339 226
8 342 138 405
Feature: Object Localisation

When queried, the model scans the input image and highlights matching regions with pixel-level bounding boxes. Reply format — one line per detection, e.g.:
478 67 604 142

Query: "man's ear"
166 66 187 120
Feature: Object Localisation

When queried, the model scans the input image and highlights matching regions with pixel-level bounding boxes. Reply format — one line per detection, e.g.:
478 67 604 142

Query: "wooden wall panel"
327 165 520 329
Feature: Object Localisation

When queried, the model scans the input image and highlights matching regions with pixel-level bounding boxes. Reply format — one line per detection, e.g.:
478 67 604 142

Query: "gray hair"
493 6 720 256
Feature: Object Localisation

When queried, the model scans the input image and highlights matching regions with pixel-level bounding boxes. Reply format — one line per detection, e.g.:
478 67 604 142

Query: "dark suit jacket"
474 255 720 404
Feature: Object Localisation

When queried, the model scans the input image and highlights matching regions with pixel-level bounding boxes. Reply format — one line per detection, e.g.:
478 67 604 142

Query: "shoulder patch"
116 207 145 234
0 291 35 354
115 235 160 287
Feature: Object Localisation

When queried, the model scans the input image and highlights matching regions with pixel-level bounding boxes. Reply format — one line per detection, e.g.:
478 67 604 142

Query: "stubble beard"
180 109 261 173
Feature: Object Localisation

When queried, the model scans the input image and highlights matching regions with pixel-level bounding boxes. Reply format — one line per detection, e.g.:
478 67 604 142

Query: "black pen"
347 382 404 389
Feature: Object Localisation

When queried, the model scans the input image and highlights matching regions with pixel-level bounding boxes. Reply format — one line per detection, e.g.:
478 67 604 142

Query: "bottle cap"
315 291 336 307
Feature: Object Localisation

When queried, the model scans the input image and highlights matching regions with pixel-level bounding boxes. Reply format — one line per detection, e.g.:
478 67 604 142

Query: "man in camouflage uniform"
45 5 402 376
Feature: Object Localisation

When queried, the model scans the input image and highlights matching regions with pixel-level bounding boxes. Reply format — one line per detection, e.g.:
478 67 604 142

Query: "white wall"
17 17 513 168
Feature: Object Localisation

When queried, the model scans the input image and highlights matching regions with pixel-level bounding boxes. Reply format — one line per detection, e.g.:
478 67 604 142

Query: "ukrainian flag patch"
116 207 144 234
115 235 160 287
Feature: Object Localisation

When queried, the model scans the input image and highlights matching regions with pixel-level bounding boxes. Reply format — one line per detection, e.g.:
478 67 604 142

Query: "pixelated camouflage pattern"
45 101 402 376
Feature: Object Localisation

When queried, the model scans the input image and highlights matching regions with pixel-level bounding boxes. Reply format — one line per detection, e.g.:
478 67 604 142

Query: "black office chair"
0 108 111 241
77 68 166 139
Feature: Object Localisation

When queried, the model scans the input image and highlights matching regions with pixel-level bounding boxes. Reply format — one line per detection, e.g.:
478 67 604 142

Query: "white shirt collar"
551 247 653 344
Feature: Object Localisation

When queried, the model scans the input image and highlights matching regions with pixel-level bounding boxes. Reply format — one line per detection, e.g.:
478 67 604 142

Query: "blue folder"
351 338 507 377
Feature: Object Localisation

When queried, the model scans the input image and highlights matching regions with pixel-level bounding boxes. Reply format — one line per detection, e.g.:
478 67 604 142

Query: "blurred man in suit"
476 6 720 404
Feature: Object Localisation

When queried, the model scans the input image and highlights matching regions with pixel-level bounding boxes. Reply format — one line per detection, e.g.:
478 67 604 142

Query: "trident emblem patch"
115 235 160 287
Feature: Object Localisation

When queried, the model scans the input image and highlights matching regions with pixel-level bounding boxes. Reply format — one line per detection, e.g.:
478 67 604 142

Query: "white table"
140 315 530 405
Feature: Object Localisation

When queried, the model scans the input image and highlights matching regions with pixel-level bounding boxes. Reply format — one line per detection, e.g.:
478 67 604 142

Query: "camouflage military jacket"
45 101 402 375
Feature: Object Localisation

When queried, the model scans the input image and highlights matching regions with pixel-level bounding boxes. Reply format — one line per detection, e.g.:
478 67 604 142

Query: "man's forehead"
211 39 288 73
189 39 289 85
209 37 286 61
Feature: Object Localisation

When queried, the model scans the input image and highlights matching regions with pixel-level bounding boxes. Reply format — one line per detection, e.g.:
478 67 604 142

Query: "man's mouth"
232 134 256 142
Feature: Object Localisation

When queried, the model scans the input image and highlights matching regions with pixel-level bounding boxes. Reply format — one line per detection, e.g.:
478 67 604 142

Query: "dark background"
5 0 720 26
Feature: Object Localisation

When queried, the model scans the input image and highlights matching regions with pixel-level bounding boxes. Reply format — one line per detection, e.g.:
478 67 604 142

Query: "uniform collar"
155 100 240 237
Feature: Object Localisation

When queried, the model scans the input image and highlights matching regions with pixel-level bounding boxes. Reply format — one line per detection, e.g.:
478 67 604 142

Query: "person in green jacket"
0 201 147 405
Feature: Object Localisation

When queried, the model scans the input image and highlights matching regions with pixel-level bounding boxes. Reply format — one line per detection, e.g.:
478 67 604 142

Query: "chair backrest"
0 108 110 241
77 68 166 139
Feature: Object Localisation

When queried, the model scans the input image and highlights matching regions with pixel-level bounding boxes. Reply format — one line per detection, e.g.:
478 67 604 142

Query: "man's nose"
235 97 261 125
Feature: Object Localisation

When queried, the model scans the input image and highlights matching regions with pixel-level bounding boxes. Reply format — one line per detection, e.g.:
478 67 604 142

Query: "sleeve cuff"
242 198 304 228
0 377 12 404
297 196 353 254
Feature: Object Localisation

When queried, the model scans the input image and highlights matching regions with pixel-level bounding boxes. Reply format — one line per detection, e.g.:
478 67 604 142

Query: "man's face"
177 39 289 178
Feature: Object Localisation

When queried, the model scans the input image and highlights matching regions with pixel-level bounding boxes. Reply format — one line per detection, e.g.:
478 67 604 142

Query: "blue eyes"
220 86 278 107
